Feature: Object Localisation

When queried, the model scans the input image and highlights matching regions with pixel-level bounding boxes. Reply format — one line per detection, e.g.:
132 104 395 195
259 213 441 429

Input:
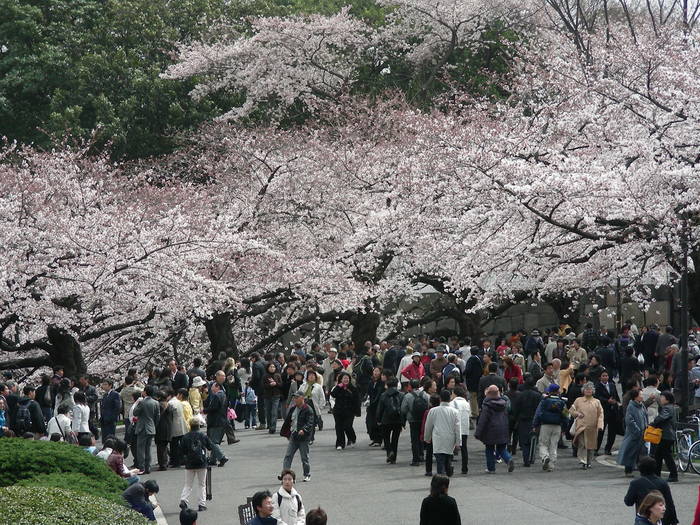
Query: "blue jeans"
264 397 281 432
485 443 512 472
283 438 310 476
245 404 257 427
435 453 453 475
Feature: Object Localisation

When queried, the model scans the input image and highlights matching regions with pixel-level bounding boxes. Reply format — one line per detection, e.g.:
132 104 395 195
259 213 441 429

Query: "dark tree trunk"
46 327 87 378
452 308 482 341
544 293 581 332
350 311 381 351
205 312 238 360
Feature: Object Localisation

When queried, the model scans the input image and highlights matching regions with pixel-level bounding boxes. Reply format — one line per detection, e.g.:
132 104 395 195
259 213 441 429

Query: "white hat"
191 376 206 388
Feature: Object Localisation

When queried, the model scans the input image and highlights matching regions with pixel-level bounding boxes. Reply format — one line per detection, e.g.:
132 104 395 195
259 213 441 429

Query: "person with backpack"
330 372 360 450
401 379 428 466
376 377 404 464
178 418 213 512
272 469 306 525
532 383 568 472
14 385 45 437
353 350 375 402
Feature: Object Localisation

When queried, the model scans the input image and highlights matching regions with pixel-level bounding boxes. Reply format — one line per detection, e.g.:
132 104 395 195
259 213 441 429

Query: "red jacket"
401 362 425 381
504 365 523 384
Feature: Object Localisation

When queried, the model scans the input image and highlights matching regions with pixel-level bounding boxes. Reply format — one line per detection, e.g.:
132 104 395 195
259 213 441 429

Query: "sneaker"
508 459 515 473
179 500 188 510
347 441 355 448
336 446 343 451
198 505 207 511
485 469 495 474
424 471 433 476
303 475 311 482
230 439 240 444
542 457 550 471
218 457 229 467
255 425 267 430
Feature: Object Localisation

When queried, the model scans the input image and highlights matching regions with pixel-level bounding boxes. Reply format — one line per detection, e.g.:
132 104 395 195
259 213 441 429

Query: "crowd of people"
1 321 700 524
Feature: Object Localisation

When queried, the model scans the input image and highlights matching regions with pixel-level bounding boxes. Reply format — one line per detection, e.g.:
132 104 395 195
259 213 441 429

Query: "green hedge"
17 472 124 504
0 485 149 525
0 438 126 495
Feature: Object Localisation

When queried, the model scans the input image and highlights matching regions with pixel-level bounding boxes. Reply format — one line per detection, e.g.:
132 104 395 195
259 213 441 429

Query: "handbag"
643 425 662 444
226 407 237 421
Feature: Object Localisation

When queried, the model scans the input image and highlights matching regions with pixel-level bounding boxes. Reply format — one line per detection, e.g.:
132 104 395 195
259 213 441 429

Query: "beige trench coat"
570 396 604 450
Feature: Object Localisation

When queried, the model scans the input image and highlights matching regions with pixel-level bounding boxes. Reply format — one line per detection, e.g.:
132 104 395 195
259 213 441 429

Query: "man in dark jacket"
511 377 541 466
474 385 514 473
641 325 660 370
100 379 121 441
655 326 677 371
464 348 483 421
594 370 621 455
123 479 159 521
376 378 404 464
168 360 189 391
135 385 161 474
178 419 212 512
78 375 99 436
624 456 678 525
250 353 267 429
533 384 568 471
477 363 507 408
14 386 46 436
204 382 229 467
281 391 315 481
35 374 56 423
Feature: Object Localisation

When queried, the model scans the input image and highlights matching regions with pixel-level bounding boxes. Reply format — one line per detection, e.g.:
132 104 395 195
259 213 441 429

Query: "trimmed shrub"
0 438 126 494
0 485 149 525
17 472 124 504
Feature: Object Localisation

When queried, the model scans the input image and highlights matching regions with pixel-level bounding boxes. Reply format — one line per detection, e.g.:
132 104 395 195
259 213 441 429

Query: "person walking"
263 362 283 435
532 383 568 472
624 456 678 525
649 392 678 482
366 367 385 446
569 382 604 469
464 347 483 424
299 370 325 444
424 389 460 476
204 381 229 468
474 385 515 474
618 387 649 476
511 376 541 466
271 469 306 525
477 363 507 408
594 370 621 455
281 391 314 482
419 474 461 525
330 372 359 450
376 377 404 464
450 386 471 474
178 419 212 512
401 379 427 466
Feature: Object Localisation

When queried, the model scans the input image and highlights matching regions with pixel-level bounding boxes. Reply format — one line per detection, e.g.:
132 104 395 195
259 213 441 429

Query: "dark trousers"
655 439 678 478
136 433 153 471
333 412 356 448
169 436 182 466
257 397 266 426
597 413 616 452
383 423 402 459
409 421 424 462
425 442 433 473
225 421 237 443
459 435 469 473
156 440 169 467
366 407 381 443
435 453 453 475
518 420 534 465
101 422 117 441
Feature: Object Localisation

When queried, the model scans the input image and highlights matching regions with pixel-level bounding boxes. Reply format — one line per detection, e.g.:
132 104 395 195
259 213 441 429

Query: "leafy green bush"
0 438 126 496
0 485 149 525
17 472 124 504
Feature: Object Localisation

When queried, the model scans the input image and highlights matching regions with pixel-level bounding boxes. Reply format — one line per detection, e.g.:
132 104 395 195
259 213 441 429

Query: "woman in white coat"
272 469 306 525
424 389 461 477
299 371 325 444
450 386 471 474
72 392 92 437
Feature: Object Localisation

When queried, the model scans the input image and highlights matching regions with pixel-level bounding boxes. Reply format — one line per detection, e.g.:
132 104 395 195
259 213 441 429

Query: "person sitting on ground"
305 508 328 525
272 469 305 525
108 438 140 486
96 437 116 461
419 474 461 525
78 432 97 454
180 508 198 525
123 479 159 522
248 490 288 525
624 456 678 525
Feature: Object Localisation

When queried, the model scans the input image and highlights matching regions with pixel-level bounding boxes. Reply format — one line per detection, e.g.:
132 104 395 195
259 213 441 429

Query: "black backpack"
384 392 402 419
186 433 207 467
15 403 32 434
277 492 302 513
411 392 428 421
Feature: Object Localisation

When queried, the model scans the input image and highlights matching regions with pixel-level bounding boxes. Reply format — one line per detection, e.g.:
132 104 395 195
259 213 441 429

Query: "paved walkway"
143 412 699 525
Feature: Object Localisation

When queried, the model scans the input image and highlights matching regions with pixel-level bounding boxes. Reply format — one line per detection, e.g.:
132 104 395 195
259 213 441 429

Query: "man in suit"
168 359 189 391
477 363 507 408
594 370 621 455
134 385 160 474
464 347 483 421
99 379 121 440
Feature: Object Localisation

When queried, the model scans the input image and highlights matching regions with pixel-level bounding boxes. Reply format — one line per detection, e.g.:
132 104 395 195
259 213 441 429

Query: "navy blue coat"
474 397 509 445
100 390 121 424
